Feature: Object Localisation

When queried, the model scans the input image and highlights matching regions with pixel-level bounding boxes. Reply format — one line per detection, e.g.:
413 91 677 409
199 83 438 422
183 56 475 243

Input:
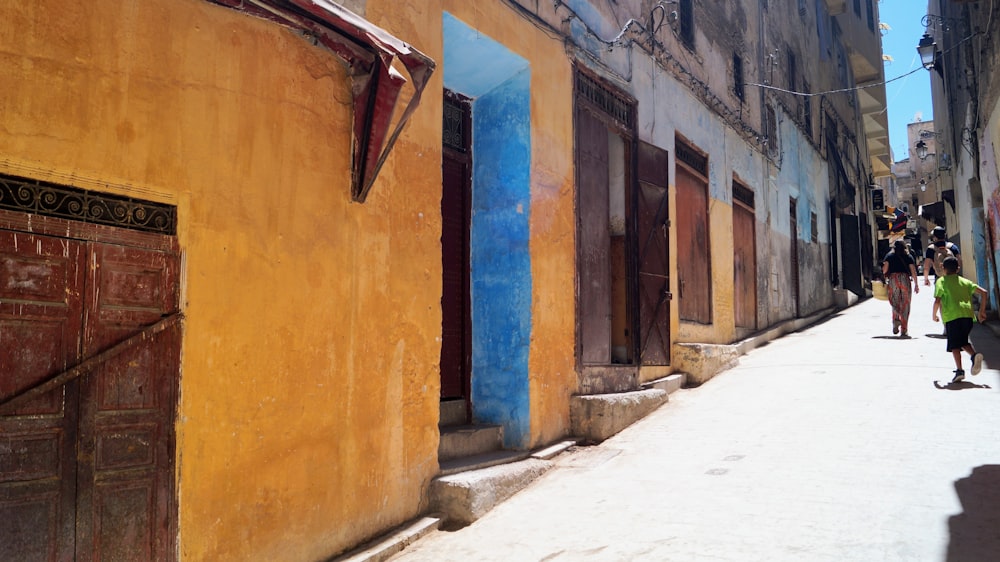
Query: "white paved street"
392 287 1000 561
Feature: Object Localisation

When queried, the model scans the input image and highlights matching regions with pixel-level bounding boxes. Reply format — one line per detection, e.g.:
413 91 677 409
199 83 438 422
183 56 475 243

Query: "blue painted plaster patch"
443 15 532 449
443 13 529 98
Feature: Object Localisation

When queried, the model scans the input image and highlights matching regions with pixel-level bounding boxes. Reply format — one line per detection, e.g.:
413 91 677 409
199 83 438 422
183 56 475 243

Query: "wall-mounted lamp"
919 179 927 192
915 139 929 160
917 33 937 70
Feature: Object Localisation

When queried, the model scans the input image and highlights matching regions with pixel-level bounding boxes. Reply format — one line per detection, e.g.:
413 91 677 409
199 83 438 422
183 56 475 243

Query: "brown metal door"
0 230 179 562
733 191 757 329
676 161 712 323
76 242 179 561
636 141 670 365
577 107 612 364
0 230 85 562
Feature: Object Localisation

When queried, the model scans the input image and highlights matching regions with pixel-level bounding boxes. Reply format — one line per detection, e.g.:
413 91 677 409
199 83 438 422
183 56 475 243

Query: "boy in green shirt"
932 256 987 383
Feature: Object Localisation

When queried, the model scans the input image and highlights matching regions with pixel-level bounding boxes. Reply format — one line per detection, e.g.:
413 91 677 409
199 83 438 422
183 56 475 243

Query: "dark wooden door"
0 231 85 561
0 230 179 562
636 141 670 365
440 91 472 401
790 198 800 317
733 190 757 329
676 162 711 323
440 151 471 399
76 242 179 561
577 107 612 365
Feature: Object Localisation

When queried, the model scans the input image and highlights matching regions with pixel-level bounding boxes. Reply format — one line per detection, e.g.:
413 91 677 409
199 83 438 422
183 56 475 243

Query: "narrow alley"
390 288 1000 561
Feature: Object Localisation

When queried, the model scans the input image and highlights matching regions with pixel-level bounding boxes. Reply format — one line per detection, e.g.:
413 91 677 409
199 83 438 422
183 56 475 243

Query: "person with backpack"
932 256 986 383
882 239 920 336
923 226 961 286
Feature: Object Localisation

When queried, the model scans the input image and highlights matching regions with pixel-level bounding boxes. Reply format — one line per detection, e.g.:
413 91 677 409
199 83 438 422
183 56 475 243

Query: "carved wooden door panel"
0 230 85 561
76 242 179 561
0 230 179 562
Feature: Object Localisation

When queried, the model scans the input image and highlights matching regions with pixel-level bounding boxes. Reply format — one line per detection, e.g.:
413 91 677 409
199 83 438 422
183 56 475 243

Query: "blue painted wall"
444 13 533 449
471 71 532 449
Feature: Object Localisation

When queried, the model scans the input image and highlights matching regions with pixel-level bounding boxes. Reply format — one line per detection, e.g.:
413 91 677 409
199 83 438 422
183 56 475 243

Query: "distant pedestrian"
923 226 961 286
932 256 986 383
882 240 919 336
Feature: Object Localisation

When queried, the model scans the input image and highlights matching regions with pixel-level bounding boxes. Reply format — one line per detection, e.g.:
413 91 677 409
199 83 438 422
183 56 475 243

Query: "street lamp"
919 179 927 192
915 139 929 160
917 33 937 70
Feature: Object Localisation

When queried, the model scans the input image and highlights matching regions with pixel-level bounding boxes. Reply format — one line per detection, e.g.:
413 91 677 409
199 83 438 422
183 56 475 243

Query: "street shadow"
946 465 1000 561
871 335 915 340
925 333 948 339
933 380 992 390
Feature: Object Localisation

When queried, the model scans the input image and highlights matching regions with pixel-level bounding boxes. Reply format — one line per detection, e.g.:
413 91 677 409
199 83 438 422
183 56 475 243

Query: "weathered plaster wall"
0 0 442 559
440 1 577 450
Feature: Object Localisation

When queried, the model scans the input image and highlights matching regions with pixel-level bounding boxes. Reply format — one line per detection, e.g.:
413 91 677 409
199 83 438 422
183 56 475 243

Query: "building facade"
0 0 888 560
920 0 1000 307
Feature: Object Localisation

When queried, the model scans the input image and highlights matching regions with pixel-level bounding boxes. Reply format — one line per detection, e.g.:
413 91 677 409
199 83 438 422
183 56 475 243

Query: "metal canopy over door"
636 141 670 365
0 225 180 562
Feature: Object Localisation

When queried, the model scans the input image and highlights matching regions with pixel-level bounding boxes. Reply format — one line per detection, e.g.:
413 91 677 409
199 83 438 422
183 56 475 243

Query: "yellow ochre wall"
0 0 441 559
434 0 578 449
1 0 577 558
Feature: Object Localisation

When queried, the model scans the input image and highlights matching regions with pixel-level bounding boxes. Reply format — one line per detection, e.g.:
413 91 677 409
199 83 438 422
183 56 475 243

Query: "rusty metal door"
577 106 613 364
636 141 670 365
733 183 757 329
0 229 179 561
675 147 712 324
440 92 472 401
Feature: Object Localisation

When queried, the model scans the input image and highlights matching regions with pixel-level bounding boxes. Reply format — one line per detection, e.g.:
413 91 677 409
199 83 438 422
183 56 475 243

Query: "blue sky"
877 0 933 161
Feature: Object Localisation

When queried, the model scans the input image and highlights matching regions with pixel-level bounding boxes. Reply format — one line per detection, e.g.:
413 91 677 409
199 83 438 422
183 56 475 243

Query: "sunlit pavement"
391 286 1000 561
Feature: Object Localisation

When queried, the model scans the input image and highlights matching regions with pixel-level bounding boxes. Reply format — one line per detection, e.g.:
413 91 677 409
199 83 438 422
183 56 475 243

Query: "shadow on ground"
947 465 1000 561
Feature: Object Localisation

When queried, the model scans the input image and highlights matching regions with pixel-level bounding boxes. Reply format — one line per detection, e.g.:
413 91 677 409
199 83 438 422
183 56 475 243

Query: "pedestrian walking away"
882 239 919 337
931 256 986 383
923 226 961 286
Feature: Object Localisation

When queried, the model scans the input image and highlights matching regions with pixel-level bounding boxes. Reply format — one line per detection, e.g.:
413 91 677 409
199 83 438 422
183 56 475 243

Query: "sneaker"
972 353 984 376
952 369 965 384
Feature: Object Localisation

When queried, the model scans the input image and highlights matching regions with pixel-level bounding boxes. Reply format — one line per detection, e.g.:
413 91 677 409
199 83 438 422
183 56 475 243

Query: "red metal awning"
209 0 435 202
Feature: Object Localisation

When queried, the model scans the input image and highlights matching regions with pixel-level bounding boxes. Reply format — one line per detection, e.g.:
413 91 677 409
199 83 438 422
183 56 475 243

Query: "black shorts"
945 317 974 351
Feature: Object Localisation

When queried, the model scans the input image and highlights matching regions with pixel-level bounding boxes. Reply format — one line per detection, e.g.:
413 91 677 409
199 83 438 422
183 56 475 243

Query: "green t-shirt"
934 274 980 323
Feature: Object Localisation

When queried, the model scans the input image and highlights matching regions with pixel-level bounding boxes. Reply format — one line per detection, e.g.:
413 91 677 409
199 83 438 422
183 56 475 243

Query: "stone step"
641 373 687 394
439 449 531 477
438 424 503 462
430 457 553 527
570 388 668 443
438 399 466 426
334 515 442 562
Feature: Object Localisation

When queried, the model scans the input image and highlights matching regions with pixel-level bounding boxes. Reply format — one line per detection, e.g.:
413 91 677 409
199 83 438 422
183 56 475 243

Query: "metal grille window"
575 71 635 130
676 141 708 177
811 212 818 243
733 53 745 102
0 174 176 234
443 95 469 152
733 181 754 209
679 0 694 49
